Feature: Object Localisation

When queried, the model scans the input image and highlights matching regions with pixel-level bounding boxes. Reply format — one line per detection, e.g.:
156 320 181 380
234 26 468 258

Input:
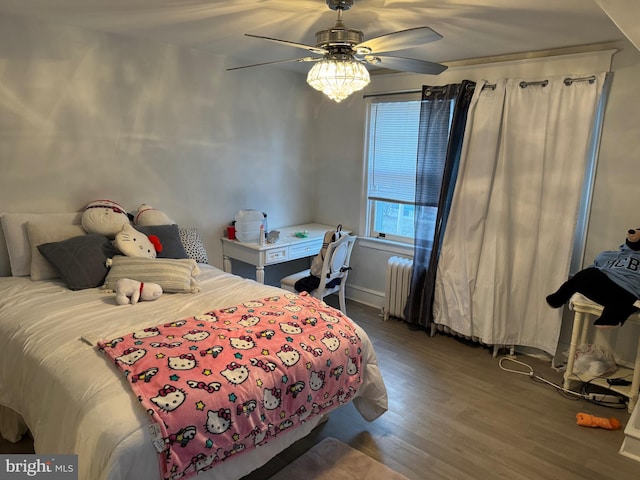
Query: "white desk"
221 223 334 284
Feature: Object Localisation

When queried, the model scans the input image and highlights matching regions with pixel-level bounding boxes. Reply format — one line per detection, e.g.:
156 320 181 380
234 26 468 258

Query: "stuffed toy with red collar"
546 227 640 328
115 278 163 305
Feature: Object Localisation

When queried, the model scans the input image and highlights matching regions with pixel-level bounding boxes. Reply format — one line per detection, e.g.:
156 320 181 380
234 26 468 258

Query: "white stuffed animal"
81 199 131 238
114 224 162 258
134 204 175 226
115 278 163 305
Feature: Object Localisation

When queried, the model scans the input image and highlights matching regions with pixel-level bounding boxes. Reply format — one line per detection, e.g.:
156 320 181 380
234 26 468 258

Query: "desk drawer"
289 239 322 260
264 247 288 264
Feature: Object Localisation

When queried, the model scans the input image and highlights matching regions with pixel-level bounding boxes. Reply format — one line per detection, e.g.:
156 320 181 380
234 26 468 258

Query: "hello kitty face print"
347 357 359 376
229 335 255 350
309 371 326 391
279 322 302 335
238 315 260 327
321 331 340 351
194 313 218 323
97 292 364 480
116 347 146 365
167 354 197 370
263 388 281 410
151 385 186 412
191 451 222 475
276 344 300 367
220 362 249 385
319 311 341 323
205 409 232 434
247 426 271 446
182 330 209 342
133 327 160 339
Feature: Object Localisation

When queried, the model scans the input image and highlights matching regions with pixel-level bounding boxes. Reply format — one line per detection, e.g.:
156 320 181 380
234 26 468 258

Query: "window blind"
366 100 421 204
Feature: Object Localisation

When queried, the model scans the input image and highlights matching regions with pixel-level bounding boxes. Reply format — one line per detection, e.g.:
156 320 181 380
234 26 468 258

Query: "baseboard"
345 284 385 311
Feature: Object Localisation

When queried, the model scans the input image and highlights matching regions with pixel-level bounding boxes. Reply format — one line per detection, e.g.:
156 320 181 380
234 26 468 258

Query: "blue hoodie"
591 244 640 298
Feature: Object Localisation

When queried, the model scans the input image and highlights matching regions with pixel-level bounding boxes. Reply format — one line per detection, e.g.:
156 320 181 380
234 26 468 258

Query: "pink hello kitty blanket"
98 292 363 480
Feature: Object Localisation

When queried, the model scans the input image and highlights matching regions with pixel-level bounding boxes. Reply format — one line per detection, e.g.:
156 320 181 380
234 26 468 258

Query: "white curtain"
433 72 607 356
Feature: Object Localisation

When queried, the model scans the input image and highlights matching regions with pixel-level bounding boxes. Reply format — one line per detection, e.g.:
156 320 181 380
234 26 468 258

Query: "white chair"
280 234 356 314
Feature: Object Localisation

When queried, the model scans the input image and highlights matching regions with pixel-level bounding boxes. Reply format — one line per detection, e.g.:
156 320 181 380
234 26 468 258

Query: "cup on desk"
227 225 236 240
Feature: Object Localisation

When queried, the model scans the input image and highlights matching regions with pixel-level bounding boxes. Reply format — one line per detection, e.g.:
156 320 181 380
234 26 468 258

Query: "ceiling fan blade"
227 57 321 71
355 27 442 54
245 33 328 56
364 55 448 75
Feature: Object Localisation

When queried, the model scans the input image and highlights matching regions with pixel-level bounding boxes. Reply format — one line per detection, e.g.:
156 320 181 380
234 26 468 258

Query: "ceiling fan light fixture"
306 58 370 102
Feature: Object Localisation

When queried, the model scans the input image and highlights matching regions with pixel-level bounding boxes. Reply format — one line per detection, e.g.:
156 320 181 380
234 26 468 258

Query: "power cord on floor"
498 356 627 409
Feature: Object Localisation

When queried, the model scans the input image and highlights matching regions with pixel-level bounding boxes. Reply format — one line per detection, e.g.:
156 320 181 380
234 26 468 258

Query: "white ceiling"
0 0 629 74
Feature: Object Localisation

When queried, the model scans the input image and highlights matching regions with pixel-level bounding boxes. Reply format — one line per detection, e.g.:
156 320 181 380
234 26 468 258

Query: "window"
366 95 454 243
365 98 421 243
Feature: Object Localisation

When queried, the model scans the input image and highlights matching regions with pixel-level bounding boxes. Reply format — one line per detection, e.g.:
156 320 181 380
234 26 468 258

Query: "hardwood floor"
2 298 638 479
243 299 639 480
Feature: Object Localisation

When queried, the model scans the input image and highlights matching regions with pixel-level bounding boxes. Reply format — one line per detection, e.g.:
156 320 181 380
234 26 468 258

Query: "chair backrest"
310 225 346 278
314 234 356 299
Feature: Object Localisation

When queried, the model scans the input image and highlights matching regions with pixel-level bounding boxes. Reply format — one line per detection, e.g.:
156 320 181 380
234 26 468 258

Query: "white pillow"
0 213 82 276
26 222 86 280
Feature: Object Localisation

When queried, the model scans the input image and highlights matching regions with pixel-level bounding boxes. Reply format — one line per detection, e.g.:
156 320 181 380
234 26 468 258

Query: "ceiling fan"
227 0 447 102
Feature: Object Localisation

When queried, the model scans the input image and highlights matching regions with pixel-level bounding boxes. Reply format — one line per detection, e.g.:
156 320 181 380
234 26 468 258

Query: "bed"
0 213 388 480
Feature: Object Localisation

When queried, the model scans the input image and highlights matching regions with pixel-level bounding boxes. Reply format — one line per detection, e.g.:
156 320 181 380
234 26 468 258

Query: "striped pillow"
103 256 200 293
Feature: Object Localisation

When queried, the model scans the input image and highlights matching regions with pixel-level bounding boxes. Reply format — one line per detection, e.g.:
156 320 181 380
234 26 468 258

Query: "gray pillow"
26 222 86 280
135 224 189 259
38 234 120 290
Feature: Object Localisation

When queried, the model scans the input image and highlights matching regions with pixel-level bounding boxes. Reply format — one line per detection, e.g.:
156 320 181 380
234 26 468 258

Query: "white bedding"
0 265 387 480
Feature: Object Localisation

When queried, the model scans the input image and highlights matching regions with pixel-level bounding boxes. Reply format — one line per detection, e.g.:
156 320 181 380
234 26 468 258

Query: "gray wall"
1 13 639 362
0 13 317 276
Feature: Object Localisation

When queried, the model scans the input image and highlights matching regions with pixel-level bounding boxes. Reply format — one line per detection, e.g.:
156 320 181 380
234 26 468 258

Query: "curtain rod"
564 75 597 85
362 89 421 99
364 75 598 98
520 75 597 88
363 83 495 99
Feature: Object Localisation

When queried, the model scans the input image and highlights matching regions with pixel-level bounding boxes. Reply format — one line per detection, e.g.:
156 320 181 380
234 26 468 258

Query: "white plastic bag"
572 344 616 377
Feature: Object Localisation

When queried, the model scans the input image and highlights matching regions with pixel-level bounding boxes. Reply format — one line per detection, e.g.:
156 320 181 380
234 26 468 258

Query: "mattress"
0 265 387 480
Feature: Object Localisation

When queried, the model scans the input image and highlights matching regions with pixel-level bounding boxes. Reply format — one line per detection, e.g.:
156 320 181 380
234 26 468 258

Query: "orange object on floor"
576 412 621 430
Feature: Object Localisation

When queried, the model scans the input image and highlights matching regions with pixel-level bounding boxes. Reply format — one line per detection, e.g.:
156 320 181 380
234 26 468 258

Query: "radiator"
384 256 413 321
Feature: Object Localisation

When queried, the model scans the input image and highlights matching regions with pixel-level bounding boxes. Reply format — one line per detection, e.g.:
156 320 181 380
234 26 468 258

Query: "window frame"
363 92 423 245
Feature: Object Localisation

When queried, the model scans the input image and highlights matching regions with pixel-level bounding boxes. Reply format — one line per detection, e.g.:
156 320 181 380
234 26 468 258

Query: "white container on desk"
235 210 263 243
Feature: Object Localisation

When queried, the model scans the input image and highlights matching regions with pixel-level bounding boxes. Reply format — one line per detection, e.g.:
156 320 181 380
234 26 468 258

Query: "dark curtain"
405 80 475 328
